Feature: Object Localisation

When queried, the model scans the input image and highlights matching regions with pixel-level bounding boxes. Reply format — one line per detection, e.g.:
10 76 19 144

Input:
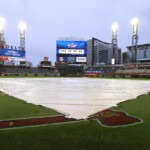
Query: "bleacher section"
1 63 150 78
0 66 60 76
115 63 150 77
116 68 150 77
58 65 84 76
84 65 122 77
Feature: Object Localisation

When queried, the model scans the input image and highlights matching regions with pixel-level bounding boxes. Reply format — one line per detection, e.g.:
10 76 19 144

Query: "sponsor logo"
89 109 142 127
67 43 77 48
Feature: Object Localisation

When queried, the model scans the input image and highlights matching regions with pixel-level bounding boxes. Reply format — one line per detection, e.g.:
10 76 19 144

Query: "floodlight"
131 17 139 36
18 21 27 32
131 17 139 26
0 17 5 31
111 23 118 33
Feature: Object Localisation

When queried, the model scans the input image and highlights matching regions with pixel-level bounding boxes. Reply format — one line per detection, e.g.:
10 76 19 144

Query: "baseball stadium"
0 17 150 150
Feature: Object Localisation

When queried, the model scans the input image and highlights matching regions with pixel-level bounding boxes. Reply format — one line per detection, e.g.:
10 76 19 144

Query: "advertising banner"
57 56 87 63
57 41 87 50
57 56 76 63
0 48 25 61
0 56 8 61
76 57 87 62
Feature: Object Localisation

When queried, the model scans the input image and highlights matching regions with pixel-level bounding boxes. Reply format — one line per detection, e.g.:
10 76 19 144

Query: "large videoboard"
56 41 87 63
0 48 25 61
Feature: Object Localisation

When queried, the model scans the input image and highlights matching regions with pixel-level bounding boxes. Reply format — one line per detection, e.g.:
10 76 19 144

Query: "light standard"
131 17 138 63
0 17 5 43
18 21 26 50
111 23 118 65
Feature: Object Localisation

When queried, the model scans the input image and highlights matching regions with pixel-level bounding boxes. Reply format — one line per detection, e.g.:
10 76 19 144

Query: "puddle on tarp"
0 78 150 119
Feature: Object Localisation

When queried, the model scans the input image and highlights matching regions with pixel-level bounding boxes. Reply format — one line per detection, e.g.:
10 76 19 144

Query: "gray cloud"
1 0 150 65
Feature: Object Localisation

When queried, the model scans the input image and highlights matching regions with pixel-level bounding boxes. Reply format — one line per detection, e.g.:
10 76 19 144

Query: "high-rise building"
87 37 121 66
122 51 130 64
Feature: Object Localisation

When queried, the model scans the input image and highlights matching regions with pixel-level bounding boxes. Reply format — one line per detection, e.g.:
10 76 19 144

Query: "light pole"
18 21 26 50
131 17 138 63
0 17 5 45
111 23 118 65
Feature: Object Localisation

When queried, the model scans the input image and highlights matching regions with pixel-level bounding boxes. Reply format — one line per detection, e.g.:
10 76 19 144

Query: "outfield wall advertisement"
0 48 25 61
56 41 87 64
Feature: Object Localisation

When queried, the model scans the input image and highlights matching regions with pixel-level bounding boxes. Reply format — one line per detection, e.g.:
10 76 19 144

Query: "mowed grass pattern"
0 92 150 150
0 91 61 120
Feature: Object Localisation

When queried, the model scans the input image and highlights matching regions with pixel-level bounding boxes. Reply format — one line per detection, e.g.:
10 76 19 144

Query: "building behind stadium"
87 37 122 66
123 44 150 63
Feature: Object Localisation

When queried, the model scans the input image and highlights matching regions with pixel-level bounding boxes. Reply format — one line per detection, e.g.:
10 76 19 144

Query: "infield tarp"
0 78 150 119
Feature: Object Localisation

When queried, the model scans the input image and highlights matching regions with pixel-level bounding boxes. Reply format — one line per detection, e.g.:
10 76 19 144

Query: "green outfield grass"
1 75 150 80
102 77 150 80
0 91 150 150
0 91 61 120
0 76 60 78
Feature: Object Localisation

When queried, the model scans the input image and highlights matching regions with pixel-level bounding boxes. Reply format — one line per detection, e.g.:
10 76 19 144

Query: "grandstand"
58 65 84 76
84 65 123 77
0 65 60 77
1 63 150 78
83 63 150 78
115 63 150 77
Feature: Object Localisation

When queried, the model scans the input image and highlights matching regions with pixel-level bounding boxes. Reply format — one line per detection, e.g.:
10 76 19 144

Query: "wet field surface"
0 78 150 119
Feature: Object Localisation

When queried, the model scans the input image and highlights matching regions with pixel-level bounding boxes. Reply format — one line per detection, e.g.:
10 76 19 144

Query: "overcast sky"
0 0 150 66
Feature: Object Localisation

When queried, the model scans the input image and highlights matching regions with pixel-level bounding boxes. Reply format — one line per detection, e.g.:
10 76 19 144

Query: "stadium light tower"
0 17 5 43
131 17 139 63
19 21 26 50
111 23 118 65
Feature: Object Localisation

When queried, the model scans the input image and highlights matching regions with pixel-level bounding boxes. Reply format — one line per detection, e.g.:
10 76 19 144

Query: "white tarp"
0 78 150 119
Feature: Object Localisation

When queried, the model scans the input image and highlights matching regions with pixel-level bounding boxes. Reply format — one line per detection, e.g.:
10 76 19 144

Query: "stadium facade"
126 44 150 63
87 37 121 66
